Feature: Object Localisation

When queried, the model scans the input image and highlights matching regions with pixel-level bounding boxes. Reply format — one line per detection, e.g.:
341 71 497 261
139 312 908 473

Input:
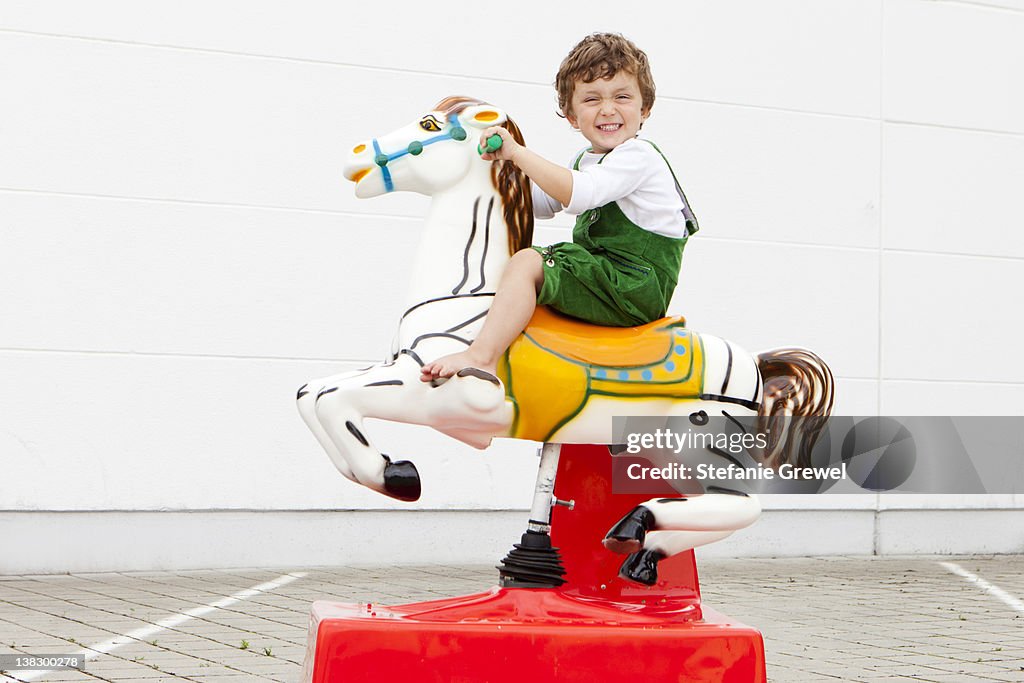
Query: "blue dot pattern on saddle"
586 328 702 396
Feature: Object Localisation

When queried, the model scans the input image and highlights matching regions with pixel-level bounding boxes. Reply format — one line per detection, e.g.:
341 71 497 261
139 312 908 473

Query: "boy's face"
566 70 649 154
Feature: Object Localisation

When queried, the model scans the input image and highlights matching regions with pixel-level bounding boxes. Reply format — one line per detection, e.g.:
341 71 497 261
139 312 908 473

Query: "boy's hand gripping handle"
477 134 503 155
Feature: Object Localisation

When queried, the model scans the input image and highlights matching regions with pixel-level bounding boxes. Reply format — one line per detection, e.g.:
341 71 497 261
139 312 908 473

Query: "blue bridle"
370 113 468 193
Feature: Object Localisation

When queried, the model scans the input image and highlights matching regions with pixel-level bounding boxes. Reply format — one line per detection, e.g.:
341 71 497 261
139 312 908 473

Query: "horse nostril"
353 144 366 154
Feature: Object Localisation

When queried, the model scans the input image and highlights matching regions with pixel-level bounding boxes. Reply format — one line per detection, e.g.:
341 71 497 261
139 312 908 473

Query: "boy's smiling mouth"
597 123 622 131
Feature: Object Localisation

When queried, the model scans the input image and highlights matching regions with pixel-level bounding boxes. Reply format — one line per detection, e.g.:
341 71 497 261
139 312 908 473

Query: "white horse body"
404 178 508 306
390 184 506 379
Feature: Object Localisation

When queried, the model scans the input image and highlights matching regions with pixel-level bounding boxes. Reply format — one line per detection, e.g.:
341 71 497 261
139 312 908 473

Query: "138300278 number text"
0 653 84 671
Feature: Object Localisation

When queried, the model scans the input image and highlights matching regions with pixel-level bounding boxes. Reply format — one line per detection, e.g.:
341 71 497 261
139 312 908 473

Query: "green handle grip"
477 134 503 155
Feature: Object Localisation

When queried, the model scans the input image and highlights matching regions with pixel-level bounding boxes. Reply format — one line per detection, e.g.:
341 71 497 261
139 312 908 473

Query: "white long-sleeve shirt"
531 138 691 239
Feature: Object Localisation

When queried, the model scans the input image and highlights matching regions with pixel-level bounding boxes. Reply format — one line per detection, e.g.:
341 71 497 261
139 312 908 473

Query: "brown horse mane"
434 96 534 256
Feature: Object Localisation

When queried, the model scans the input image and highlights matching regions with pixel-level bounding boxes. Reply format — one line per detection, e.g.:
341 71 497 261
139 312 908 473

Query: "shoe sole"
601 537 642 554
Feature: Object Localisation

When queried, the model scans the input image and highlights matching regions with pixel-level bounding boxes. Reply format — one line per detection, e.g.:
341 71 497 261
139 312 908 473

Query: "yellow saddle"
522 306 686 368
499 307 705 442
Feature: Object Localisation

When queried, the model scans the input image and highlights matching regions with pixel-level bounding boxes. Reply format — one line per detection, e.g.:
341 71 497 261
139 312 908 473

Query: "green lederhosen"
533 141 698 327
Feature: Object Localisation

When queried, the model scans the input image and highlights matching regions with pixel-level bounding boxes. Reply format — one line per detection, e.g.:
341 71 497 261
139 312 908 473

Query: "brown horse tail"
755 348 835 468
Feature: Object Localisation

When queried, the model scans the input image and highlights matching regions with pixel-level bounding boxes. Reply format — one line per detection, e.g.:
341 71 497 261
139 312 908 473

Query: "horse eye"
419 119 441 132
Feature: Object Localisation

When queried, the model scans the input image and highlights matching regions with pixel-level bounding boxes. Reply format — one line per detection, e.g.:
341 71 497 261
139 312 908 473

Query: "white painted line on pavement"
939 561 1024 614
14 571 307 682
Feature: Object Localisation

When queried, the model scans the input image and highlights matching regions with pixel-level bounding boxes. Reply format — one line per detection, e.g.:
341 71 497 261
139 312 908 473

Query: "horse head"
343 96 533 257
342 96 505 195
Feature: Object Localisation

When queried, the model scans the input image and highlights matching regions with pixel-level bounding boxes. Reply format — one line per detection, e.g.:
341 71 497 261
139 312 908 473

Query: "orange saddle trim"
522 306 687 369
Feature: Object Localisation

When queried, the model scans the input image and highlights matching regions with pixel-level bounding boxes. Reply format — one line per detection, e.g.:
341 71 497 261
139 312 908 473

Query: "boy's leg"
420 249 544 381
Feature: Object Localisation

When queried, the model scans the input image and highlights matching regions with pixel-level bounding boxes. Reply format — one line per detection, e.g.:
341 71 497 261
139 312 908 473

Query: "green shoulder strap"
640 139 700 236
571 147 590 171
572 141 699 235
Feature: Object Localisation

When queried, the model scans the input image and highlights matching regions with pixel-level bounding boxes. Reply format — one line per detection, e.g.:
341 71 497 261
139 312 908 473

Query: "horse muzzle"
343 140 377 182
344 166 373 184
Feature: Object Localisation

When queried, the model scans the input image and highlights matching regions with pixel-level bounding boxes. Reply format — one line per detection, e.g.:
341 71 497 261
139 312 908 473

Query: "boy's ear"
460 104 508 129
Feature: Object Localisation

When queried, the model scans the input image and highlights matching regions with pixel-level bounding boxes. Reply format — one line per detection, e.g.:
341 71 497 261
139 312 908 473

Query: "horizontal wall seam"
0 347 368 363
884 118 1024 140
879 376 1024 386
4 189 1022 263
4 34 1023 131
880 247 1024 264
922 0 1024 15
0 28 885 125
0 186 376 219
0 27 545 87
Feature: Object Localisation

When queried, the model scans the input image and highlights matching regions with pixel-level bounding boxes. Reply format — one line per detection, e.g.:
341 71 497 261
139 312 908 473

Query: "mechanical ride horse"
298 97 834 683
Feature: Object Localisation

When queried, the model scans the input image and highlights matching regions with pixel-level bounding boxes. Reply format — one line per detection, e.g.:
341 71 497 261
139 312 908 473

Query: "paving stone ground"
0 556 1021 682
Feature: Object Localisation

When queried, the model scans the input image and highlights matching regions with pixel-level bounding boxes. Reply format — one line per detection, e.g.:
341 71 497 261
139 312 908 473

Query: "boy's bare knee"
509 248 544 290
508 249 541 275
510 248 540 264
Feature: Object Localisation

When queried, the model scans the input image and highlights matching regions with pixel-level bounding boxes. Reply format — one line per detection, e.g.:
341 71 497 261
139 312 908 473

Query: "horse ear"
460 105 508 129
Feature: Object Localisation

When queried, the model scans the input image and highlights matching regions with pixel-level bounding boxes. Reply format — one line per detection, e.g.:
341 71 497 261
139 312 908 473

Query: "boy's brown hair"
555 33 655 118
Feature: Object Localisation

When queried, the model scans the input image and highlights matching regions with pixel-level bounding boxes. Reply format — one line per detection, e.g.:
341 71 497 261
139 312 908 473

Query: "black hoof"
602 505 655 554
383 457 421 502
618 549 665 586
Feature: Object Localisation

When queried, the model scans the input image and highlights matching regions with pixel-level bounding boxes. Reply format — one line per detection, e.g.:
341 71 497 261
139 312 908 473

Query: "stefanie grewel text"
626 462 849 482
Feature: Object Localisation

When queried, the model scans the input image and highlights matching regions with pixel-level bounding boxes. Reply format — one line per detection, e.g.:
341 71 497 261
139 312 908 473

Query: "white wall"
2 0 1022 572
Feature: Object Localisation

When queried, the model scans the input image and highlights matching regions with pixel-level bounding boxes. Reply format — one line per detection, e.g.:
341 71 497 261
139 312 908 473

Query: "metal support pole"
527 443 561 534
497 442 568 587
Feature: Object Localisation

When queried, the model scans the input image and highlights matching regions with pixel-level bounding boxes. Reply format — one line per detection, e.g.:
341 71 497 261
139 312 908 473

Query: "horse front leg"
603 492 761 585
298 365 388 485
308 355 512 501
298 358 423 501
299 363 438 496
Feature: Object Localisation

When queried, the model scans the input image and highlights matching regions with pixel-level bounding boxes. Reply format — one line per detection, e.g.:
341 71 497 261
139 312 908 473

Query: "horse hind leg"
603 492 762 553
618 529 737 586
605 493 761 585
602 505 656 554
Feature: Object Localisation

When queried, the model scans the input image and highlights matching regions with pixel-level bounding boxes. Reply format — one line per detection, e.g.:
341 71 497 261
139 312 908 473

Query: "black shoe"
619 549 665 586
382 455 421 502
602 505 655 554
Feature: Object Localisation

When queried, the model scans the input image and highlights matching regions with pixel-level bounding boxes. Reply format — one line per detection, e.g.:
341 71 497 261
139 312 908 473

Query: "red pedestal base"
301 444 766 682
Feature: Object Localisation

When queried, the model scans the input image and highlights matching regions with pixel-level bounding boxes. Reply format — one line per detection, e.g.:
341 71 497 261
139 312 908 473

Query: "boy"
421 32 698 382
